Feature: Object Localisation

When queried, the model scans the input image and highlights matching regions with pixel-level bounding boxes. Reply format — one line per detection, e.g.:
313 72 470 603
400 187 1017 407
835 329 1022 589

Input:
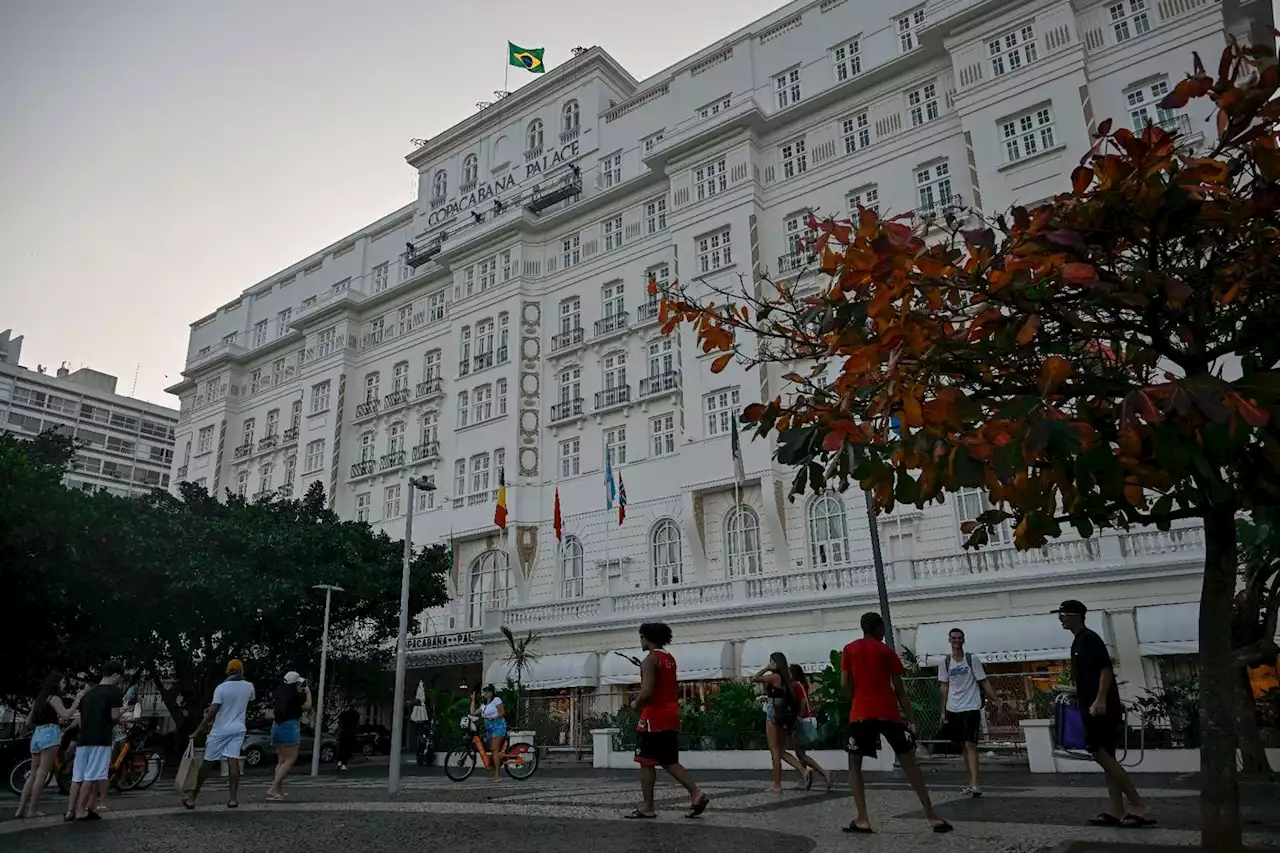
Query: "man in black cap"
1056 600 1155 827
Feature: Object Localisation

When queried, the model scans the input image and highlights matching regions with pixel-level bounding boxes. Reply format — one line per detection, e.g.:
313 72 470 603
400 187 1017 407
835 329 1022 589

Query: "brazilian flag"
509 43 546 74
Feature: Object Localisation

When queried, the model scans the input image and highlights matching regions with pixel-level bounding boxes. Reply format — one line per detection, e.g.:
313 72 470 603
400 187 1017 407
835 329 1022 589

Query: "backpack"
945 653 974 679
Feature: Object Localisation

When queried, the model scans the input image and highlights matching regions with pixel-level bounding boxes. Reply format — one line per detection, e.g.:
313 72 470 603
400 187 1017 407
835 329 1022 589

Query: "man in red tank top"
627 622 710 820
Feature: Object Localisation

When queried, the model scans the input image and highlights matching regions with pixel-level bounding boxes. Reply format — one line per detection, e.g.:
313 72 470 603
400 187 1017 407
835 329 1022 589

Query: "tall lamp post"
311 583 343 776
850 444 895 648
389 475 436 794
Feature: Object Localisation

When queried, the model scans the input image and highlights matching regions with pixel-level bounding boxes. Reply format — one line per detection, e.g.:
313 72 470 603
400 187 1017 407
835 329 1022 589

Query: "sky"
0 0 783 406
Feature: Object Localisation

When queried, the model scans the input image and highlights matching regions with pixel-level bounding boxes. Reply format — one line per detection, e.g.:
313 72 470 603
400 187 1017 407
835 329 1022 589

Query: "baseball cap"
284 671 302 684
226 659 244 674
1051 599 1088 616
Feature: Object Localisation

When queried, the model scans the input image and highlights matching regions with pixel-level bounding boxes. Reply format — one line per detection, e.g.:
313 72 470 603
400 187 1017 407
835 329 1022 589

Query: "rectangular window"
276 308 292 337
1002 107 1056 162
697 96 732 119
304 439 325 473
704 387 741 437
259 464 274 495
782 212 816 261
645 198 667 234
458 390 469 428
1126 79 1178 131
562 234 581 268
473 384 492 422
470 453 491 493
774 68 802 110
317 326 338 356
364 372 380 403
651 413 676 457
697 228 732 273
780 139 807 179
250 369 263 395
463 266 475 298
989 25 1038 76
600 152 622 188
284 453 296 485
647 337 674 377
603 215 625 251
373 262 389 292
197 425 214 454
898 7 926 52
223 332 239 346
560 297 580 334
695 158 728 201
241 418 256 447
455 459 466 497
311 381 330 414
643 129 665 151
907 83 940 127
915 162 954 216
266 409 279 436
833 39 862 81
356 492 371 522
849 186 880 214
560 438 580 477
605 426 627 465
478 256 497 290
498 378 508 415
602 282 624 319
500 250 513 282
416 484 435 511
384 485 402 519
253 320 268 348
841 111 872 154
427 291 446 322
290 399 302 430
1109 0 1151 43
955 488 1012 545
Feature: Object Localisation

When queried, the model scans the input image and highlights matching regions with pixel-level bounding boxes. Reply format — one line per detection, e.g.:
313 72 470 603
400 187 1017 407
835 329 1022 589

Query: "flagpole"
504 42 510 94
734 478 742 575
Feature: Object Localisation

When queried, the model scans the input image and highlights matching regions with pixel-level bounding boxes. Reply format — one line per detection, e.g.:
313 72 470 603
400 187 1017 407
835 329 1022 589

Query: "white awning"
1137 602 1198 656
915 614 1107 665
599 642 735 685
740 632 850 676
483 652 599 691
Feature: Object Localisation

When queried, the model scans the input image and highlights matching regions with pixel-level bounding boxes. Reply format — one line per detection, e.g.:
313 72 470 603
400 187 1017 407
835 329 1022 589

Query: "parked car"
241 721 336 768
356 724 391 756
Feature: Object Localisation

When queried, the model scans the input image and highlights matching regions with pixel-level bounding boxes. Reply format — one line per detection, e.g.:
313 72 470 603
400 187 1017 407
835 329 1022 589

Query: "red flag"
494 469 508 529
553 487 563 545
617 473 627 526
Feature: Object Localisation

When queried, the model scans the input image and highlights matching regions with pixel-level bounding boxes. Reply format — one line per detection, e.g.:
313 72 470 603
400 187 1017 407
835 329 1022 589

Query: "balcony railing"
550 398 585 423
778 251 812 274
639 371 680 397
350 459 377 478
233 443 253 460
416 377 443 399
252 490 274 501
551 327 585 353
524 144 544 162
497 346 509 363
380 450 407 471
595 386 632 410
412 441 441 462
912 193 965 221
355 399 380 420
176 465 188 480
474 351 494 371
277 482 294 497
467 492 489 506
594 312 629 337
560 126 580 144
384 388 411 409
405 236 443 268
636 301 660 324
458 359 471 376
257 434 279 453
526 170 583 215
282 426 299 443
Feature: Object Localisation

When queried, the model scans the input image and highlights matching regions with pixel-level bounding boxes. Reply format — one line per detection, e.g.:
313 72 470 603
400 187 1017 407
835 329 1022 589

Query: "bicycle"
443 716 538 782
108 722 164 791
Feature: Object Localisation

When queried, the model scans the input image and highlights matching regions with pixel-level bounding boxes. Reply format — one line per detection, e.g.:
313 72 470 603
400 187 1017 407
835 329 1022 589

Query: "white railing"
506 599 601 628
913 537 1101 580
614 582 733 614
746 563 873 599
1122 526 1205 558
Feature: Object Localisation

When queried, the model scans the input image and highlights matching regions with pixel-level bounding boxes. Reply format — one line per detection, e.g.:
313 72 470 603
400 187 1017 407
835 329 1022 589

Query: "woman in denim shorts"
15 672 71 819
267 671 311 801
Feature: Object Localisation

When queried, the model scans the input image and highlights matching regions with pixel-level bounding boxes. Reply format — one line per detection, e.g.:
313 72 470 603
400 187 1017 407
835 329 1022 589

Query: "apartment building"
166 0 1268 726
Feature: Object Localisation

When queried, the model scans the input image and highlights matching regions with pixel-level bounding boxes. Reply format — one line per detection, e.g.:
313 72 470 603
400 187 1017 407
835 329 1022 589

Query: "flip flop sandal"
1089 813 1123 826
227 801 239 809
932 821 954 833
62 812 76 823
686 795 710 818
842 823 874 834
804 770 815 791
624 810 657 819
1121 814 1157 827
182 798 196 811
76 811 102 821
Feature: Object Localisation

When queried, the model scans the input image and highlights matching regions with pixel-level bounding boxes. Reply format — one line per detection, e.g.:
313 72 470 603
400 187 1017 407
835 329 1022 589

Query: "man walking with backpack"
938 628 998 797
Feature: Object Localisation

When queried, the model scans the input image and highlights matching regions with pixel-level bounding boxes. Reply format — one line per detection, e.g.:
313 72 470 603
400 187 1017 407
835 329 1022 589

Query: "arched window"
562 100 580 133
527 119 544 152
468 550 511 629
651 519 683 587
462 154 478 186
725 505 762 577
432 169 447 200
808 493 850 568
561 537 584 599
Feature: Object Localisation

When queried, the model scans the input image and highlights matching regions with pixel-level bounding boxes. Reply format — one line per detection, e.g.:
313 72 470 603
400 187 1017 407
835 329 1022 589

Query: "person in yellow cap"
184 659 254 809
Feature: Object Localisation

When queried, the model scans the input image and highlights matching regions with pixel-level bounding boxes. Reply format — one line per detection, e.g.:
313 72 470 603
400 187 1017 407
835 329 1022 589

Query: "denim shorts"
30 724 61 753
271 719 301 746
484 718 507 740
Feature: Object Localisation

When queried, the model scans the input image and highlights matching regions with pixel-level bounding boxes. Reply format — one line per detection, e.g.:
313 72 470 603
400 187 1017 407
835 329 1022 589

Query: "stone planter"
590 727 896 772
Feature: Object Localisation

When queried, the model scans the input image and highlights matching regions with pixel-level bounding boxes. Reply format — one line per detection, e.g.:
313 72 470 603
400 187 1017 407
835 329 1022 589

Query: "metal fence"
902 672 1056 758
515 692 618 755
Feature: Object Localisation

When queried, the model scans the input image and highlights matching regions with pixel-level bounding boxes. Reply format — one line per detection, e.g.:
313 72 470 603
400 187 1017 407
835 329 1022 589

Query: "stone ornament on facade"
518 300 541 477
328 373 346 509
516 525 538 580
773 479 788 543
212 420 227 494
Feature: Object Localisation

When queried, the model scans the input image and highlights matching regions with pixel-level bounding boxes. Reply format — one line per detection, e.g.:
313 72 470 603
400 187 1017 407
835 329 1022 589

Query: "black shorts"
1084 715 1121 755
634 730 679 768
949 710 982 745
846 719 915 758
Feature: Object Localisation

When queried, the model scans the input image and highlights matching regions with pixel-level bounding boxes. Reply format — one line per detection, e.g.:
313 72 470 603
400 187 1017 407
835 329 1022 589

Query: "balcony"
380 450 407 471
283 426 299 444
416 377 443 399
639 371 680 398
252 490 273 501
594 311 629 338
526 170 583 215
384 388 411 410
595 385 632 410
497 346 509 364
277 482 294 497
524 144 544 162
551 327 585 354
354 399 380 421
912 194 965 222
473 351 494 372
412 441 441 462
257 434 278 453
636 301 660 325
405 236 443 268
550 398 585 423
233 443 253 460
778 251 814 274
560 126 580 144
176 465 188 480
350 459 377 479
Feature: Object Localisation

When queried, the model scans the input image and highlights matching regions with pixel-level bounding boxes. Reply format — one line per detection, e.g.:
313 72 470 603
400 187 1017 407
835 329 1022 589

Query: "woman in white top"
470 684 506 782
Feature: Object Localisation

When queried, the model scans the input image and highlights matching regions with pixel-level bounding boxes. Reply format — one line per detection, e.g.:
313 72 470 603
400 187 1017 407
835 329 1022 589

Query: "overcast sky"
0 0 781 406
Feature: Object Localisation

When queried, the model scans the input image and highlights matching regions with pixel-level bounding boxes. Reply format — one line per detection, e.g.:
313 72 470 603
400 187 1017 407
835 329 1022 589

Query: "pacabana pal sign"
427 140 581 226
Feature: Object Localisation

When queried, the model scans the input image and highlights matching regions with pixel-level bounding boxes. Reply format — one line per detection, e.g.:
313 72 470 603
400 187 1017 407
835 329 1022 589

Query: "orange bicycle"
443 716 538 781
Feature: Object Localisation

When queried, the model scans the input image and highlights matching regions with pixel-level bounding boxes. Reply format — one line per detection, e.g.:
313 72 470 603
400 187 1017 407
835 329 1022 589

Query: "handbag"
176 741 200 794
1054 700 1087 751
795 716 819 747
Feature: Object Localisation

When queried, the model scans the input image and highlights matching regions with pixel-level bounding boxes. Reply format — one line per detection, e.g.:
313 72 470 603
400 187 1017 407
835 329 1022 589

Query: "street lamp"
311 583 344 776
389 475 436 794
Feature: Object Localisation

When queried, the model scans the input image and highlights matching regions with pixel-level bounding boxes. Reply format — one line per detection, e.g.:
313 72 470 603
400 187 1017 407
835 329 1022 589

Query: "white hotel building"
167 0 1269 730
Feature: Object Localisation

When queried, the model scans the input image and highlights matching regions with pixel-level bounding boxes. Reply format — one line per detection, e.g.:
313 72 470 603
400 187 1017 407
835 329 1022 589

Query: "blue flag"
604 451 616 510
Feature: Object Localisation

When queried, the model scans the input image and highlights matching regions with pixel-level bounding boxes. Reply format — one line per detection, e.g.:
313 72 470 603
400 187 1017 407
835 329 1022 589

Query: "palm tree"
500 626 541 726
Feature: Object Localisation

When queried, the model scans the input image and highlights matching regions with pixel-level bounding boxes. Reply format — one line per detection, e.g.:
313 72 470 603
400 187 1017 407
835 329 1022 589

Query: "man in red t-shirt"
627 622 709 820
840 612 951 835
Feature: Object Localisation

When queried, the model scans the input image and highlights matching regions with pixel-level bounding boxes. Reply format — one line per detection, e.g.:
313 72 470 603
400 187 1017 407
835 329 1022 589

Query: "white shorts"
72 745 112 783
204 732 245 761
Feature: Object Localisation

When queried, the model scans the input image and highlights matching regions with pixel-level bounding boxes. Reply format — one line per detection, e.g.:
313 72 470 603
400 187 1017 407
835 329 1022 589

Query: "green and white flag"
731 416 746 483
509 43 546 74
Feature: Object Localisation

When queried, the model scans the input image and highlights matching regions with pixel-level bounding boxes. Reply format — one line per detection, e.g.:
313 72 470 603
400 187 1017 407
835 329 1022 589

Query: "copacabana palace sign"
426 140 581 227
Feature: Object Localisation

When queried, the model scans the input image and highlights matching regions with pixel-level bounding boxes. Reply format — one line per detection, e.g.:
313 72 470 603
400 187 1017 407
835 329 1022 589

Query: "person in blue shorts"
472 684 507 782
267 671 311 801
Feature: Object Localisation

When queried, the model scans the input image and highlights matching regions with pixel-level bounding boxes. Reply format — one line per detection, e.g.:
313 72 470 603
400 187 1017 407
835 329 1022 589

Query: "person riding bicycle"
470 685 506 783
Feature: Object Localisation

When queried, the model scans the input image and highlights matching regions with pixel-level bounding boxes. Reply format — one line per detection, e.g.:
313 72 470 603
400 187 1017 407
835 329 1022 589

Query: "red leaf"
710 353 733 374
1194 50 1206 76
822 431 845 452
1063 263 1096 283
1070 166 1094 196
743 403 767 421
1039 356 1072 397
1230 393 1270 427
1017 314 1041 345
1097 117 1113 136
